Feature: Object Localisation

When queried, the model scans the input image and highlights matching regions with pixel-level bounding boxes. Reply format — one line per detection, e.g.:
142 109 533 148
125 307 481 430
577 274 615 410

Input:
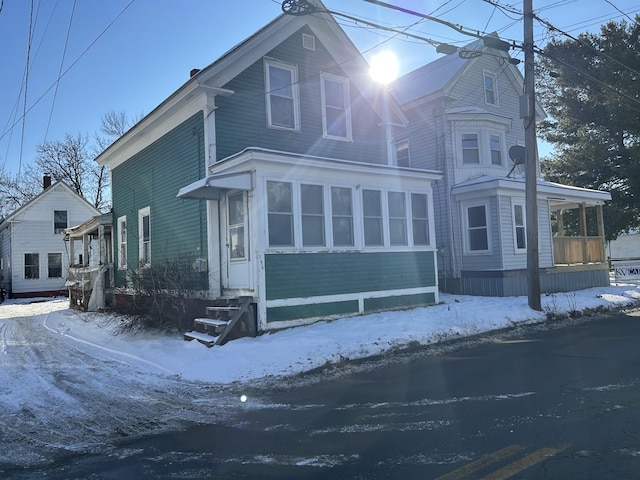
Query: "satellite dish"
509 145 526 165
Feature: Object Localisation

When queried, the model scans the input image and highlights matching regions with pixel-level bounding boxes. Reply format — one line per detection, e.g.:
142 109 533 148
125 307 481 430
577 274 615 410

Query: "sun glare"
369 51 399 84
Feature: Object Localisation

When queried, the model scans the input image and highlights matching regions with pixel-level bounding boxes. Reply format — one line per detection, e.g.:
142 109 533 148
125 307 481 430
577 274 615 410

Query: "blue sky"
1 0 638 176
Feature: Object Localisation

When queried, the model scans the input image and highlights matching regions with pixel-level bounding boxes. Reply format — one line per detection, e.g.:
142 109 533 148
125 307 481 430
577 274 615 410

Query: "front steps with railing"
184 296 256 347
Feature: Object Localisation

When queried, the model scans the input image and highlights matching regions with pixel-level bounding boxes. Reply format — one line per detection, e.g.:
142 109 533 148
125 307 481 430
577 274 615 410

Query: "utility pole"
524 0 541 311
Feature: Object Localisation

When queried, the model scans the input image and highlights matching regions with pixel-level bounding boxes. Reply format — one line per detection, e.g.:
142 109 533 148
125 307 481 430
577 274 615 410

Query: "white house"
0 178 100 298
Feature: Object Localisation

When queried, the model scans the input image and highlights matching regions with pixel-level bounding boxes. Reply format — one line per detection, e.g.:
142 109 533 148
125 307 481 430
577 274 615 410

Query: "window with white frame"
331 187 354 246
490 134 502 165
362 189 383 246
228 192 246 259
462 133 480 164
465 203 490 252
117 216 127 269
48 253 62 278
138 207 150 267
24 253 39 279
301 184 325 247
54 210 68 234
513 202 526 251
321 73 352 141
484 71 498 105
395 140 410 167
388 191 408 246
267 181 294 247
265 59 299 130
411 193 430 245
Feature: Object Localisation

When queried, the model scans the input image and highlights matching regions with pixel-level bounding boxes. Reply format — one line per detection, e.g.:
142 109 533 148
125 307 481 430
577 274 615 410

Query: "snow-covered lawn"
1 280 639 468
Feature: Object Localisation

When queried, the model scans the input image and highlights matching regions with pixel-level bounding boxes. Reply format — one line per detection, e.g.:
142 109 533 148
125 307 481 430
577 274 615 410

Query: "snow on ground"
4 280 640 387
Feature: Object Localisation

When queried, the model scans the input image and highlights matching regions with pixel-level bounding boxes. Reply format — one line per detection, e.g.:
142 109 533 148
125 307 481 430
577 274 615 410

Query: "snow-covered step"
193 318 229 328
184 331 219 347
206 305 240 313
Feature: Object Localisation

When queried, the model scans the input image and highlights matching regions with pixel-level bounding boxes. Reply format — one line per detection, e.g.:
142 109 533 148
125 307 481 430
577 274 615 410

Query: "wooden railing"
553 236 605 265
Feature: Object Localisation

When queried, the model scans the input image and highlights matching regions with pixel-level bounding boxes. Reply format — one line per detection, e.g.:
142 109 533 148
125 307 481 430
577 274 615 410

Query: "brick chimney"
43 175 52 190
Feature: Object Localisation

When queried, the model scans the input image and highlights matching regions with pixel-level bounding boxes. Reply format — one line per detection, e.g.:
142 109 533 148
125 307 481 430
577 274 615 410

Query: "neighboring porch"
64 213 114 311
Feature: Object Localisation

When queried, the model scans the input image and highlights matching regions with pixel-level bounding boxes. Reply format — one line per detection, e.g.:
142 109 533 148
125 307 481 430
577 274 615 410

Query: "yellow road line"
480 445 568 480
435 445 526 480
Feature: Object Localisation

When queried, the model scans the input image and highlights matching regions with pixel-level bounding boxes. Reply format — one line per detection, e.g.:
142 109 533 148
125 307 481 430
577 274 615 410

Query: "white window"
395 140 410 167
484 72 498 106
388 191 408 246
411 193 430 246
465 203 490 253
138 207 150 267
24 253 39 279
117 216 127 270
513 202 527 252
265 59 299 130
301 184 325 247
362 189 383 246
54 210 68 234
331 187 354 246
490 134 502 165
48 253 62 278
321 73 352 141
462 133 480 164
228 192 246 259
267 181 294 247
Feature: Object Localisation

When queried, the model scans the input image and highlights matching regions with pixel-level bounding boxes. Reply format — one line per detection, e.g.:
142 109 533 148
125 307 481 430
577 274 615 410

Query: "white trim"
462 200 492 255
483 70 499 106
511 198 527 253
320 72 353 141
117 215 127 270
138 207 151 268
264 58 300 131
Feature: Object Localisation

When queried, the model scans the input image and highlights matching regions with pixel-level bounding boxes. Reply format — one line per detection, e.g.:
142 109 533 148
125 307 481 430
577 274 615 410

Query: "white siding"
7 183 100 295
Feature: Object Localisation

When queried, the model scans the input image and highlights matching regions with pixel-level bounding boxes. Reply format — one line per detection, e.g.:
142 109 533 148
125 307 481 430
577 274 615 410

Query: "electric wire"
19 0 35 175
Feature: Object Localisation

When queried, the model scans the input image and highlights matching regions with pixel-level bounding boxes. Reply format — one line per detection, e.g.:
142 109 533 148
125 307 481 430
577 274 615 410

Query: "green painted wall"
215 25 387 164
111 112 208 289
265 251 436 300
267 300 359 323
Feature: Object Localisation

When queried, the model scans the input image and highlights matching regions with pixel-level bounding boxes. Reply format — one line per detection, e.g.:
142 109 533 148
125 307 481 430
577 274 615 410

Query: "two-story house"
390 38 611 296
0 177 101 298
95 5 442 340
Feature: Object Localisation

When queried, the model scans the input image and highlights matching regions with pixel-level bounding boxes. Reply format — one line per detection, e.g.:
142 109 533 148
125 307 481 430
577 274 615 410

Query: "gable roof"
389 36 545 119
96 1 407 169
0 180 100 229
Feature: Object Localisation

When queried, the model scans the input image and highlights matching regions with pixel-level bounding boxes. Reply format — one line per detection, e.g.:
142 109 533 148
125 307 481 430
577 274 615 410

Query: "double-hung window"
411 193 430 246
117 216 127 269
490 134 502 165
461 133 480 164
48 253 62 278
138 207 150 267
301 184 325 247
484 72 498 106
466 204 490 252
54 210 68 234
321 73 352 141
362 189 383 246
24 253 39 279
513 202 526 251
265 59 299 130
267 181 294 247
388 192 408 246
331 187 354 246
395 140 410 167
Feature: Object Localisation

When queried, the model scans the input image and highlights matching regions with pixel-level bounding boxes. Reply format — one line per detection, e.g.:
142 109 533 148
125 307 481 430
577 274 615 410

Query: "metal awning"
177 171 253 200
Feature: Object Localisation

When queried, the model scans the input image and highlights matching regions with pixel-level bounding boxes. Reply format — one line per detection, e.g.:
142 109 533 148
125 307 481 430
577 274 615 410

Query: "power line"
19 0 35 175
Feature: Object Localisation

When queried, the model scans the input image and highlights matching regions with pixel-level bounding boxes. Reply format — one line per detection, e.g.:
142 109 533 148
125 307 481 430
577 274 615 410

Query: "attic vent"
302 33 316 51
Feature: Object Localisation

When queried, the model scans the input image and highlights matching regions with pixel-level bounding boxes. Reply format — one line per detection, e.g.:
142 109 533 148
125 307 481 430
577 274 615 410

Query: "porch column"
83 234 90 266
579 203 588 264
596 204 606 263
68 239 75 266
98 225 106 264
556 209 564 236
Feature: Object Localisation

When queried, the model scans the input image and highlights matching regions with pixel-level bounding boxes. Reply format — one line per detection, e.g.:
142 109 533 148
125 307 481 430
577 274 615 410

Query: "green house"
96 3 442 338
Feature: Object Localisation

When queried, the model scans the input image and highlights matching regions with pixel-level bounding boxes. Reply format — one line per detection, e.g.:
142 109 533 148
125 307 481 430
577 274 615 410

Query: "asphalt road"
12 309 640 479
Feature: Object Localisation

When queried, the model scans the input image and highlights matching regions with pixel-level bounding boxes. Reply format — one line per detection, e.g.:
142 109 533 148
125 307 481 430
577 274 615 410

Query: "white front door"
224 191 251 291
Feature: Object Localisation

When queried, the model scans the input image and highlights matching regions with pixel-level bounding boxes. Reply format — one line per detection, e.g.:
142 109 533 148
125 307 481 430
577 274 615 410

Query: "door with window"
224 191 251 290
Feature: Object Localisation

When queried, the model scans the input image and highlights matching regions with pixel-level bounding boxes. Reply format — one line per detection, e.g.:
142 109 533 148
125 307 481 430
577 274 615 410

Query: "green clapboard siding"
111 112 208 289
215 25 386 165
364 292 436 312
267 300 359 323
265 251 436 300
